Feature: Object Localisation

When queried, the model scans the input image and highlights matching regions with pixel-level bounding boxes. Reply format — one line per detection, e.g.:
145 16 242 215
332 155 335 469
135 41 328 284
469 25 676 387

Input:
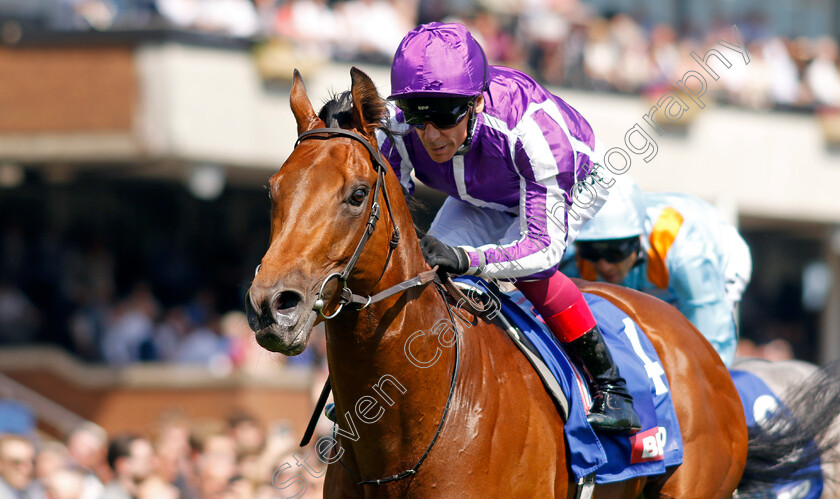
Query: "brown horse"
246 67 749 497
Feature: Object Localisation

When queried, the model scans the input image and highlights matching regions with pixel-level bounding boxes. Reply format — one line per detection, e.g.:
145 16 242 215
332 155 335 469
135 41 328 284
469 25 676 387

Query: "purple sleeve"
463 136 575 280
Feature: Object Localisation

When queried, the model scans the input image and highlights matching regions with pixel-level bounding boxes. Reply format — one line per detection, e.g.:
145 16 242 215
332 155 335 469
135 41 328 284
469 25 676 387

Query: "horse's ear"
350 67 387 137
290 69 324 134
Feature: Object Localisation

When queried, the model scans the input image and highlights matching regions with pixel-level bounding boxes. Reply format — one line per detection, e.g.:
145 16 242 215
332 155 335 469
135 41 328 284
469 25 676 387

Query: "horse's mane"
318 91 430 238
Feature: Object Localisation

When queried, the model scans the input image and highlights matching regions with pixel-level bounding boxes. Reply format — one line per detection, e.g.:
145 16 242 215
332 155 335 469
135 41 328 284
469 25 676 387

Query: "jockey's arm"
669 249 737 367
461 175 569 279
458 125 611 280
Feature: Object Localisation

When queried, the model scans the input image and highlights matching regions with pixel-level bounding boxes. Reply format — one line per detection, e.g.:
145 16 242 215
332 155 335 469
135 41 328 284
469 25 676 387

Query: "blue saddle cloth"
729 369 823 499
456 277 683 483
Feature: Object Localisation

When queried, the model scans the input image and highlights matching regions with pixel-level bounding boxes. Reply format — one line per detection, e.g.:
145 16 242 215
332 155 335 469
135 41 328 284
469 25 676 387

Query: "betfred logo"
630 427 667 464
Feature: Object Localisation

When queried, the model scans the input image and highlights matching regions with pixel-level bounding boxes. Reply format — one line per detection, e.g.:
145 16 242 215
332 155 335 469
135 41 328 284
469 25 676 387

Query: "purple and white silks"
378 65 610 280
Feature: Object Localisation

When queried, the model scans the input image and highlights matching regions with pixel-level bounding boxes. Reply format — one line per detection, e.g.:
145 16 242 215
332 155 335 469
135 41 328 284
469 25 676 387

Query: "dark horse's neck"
323 174 461 483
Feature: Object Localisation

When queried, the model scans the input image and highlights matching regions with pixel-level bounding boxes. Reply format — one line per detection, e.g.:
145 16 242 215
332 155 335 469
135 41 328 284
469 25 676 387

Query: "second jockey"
562 177 752 366
378 22 641 433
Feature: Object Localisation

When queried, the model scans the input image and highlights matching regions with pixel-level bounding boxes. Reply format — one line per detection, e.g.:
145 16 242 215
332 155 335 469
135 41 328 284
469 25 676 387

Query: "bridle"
295 127 405 318
293 127 460 486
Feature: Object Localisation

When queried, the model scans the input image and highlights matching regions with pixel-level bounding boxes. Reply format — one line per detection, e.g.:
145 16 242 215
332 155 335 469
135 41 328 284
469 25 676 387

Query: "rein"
294 127 462 486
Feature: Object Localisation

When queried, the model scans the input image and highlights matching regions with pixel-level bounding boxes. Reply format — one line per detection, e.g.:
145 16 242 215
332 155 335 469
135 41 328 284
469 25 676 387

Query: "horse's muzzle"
246 287 312 354
246 288 303 328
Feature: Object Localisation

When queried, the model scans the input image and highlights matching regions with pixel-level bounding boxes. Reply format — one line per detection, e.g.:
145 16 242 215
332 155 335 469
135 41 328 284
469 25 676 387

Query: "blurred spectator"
764 37 804 108
152 307 192 363
135 475 179 499
101 284 158 365
0 434 43 499
156 0 258 37
42 467 84 499
468 10 521 67
68 290 110 362
151 413 198 499
102 434 154 499
221 475 254 499
274 0 338 61
0 281 40 345
648 23 680 85
194 433 237 498
582 17 618 91
65 423 107 498
197 0 259 38
226 410 265 457
333 0 413 63
805 37 840 109
171 316 228 367
610 13 651 93
221 311 260 371
34 443 70 488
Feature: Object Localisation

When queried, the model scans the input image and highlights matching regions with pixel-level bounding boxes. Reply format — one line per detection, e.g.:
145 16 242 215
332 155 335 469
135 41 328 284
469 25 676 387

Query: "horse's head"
246 67 400 355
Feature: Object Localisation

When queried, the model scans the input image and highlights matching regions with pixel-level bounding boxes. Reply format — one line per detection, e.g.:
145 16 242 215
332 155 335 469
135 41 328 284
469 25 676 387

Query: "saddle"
451 276 684 484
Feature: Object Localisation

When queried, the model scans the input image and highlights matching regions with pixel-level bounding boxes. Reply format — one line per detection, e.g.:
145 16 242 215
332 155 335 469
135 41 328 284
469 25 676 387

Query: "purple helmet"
389 22 488 100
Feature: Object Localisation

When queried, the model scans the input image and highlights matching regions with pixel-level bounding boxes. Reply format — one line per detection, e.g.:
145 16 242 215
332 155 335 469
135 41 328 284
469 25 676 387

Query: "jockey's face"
590 251 639 284
414 96 484 163
577 236 642 284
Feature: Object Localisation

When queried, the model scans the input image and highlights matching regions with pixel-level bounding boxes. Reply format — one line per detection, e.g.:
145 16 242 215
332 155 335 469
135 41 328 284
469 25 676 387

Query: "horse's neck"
324 281 462 474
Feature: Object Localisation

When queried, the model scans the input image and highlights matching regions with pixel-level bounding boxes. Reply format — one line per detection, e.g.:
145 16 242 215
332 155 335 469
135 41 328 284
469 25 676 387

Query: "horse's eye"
349 187 368 206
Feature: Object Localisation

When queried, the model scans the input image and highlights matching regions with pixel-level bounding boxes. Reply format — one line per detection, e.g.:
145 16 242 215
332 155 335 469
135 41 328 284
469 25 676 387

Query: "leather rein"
294 127 460 486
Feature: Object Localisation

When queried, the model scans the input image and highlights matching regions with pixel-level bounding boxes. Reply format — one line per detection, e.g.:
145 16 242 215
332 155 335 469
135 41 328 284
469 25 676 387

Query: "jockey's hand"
419 235 469 275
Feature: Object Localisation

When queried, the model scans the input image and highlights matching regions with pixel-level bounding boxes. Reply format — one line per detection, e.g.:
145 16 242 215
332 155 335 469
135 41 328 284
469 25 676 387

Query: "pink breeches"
515 271 596 343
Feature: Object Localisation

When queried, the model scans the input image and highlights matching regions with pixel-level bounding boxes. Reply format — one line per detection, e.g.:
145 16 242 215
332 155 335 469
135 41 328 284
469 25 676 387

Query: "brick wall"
3 369 313 438
0 44 138 133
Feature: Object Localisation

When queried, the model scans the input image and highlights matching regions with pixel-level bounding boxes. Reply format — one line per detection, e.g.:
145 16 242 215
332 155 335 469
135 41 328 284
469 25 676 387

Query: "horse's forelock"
318 91 355 128
318 90 388 133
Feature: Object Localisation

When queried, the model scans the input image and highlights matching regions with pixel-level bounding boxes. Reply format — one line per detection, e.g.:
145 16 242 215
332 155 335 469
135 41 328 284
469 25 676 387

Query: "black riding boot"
565 325 641 434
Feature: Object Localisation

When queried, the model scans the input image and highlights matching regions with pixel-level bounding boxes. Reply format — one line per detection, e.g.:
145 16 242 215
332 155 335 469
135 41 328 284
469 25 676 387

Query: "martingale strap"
333 281 462 487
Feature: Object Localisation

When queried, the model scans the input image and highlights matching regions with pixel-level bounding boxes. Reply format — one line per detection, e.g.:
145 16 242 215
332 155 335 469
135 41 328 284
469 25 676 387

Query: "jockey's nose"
423 123 442 138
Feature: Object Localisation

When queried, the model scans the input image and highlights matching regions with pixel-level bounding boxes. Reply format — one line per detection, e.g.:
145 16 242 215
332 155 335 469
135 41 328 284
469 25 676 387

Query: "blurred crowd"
0 222 327 370
4 0 840 111
0 409 326 498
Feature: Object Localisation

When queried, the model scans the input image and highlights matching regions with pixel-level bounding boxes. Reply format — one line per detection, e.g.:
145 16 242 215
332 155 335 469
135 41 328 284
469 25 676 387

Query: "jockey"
379 22 641 433
562 177 752 366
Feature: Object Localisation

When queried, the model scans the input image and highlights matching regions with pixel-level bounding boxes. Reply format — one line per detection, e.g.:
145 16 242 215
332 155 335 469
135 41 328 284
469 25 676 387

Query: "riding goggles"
575 237 641 264
396 97 475 130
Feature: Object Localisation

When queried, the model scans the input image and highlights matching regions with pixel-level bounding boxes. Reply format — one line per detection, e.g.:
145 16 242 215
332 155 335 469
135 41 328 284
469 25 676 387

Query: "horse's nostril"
274 291 303 314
